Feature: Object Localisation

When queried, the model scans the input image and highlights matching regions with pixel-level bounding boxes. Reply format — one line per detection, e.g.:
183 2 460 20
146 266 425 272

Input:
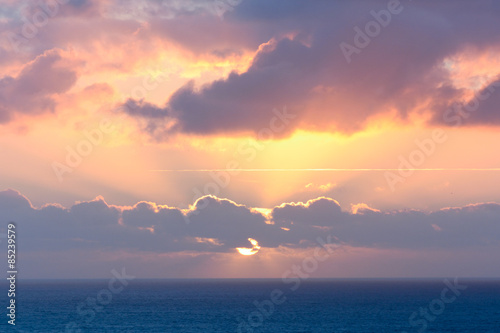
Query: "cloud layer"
1 0 500 135
118 0 500 138
2 189 500 254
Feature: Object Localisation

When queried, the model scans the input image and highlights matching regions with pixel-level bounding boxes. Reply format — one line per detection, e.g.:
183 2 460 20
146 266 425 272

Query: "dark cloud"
122 99 169 119
0 50 77 122
120 0 500 138
3 1 500 130
431 78 500 127
2 189 500 254
272 197 344 227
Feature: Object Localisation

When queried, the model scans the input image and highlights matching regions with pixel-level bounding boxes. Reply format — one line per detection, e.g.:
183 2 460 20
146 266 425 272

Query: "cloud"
117 0 500 138
3 0 500 132
0 49 77 122
272 197 344 228
2 189 500 255
431 77 500 127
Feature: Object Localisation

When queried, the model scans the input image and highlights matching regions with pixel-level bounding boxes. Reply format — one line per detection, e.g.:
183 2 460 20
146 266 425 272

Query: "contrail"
149 168 500 172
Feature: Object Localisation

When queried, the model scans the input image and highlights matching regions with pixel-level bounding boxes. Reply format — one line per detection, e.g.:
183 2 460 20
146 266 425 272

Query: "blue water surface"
0 279 499 332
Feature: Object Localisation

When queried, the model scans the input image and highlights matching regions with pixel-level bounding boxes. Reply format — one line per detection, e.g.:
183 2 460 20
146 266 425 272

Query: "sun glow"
236 238 261 256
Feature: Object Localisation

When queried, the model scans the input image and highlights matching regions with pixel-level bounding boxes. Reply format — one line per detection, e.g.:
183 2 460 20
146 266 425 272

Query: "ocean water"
0 279 499 332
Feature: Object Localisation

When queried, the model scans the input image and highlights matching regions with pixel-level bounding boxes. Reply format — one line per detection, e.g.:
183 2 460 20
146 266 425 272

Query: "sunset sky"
1 0 500 278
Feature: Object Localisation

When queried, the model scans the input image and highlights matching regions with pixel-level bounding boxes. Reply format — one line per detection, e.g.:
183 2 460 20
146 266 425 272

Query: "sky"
1 0 500 278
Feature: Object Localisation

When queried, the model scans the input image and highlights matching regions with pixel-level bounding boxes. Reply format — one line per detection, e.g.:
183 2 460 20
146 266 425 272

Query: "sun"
236 238 261 256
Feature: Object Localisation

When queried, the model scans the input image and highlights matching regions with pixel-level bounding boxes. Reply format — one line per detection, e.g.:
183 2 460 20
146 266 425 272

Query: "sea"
0 279 499 332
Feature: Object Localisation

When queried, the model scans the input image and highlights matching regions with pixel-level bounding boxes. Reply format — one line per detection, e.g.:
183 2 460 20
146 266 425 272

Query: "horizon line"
8 277 500 281
149 168 500 172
